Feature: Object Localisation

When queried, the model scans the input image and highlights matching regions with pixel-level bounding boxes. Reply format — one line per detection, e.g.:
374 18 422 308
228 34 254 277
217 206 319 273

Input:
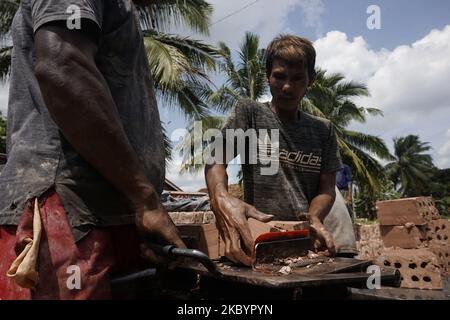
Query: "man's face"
268 59 313 111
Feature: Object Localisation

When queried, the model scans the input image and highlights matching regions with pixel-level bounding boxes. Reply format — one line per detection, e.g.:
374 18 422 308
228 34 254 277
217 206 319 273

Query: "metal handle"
147 243 221 276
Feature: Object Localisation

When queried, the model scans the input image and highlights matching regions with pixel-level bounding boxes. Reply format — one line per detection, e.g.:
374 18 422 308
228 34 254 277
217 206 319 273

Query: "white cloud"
0 83 9 116
315 31 386 83
313 26 450 168
437 129 450 168
184 0 325 50
297 0 325 37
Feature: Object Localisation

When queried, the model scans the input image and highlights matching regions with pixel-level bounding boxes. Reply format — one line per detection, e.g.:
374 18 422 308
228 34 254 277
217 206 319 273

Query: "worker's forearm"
35 52 156 210
205 164 229 200
308 189 335 225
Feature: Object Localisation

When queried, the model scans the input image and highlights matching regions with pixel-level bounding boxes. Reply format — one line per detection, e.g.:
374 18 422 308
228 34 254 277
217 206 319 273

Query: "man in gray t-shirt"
205 34 357 266
0 0 184 299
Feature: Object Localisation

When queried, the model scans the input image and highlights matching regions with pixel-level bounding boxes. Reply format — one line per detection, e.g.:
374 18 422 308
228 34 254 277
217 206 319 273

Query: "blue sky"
309 0 450 50
1 0 450 191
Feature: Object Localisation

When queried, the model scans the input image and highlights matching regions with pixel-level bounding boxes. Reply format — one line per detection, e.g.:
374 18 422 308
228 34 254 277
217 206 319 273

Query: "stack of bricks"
379 248 443 289
169 211 223 259
354 224 384 260
169 211 216 224
374 196 450 289
425 218 450 273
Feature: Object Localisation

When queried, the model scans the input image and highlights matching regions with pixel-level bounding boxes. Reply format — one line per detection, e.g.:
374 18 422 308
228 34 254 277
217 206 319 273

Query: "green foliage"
385 135 434 197
302 69 392 193
0 111 6 153
354 179 401 220
425 168 450 217
178 32 268 173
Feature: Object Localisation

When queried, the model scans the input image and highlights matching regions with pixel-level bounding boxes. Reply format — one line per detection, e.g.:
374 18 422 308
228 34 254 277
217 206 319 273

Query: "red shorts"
0 190 148 300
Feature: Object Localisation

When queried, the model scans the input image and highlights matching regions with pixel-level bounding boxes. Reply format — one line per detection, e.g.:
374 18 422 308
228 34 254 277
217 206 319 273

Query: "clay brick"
376 197 439 226
247 218 281 240
169 211 216 224
380 225 422 249
378 248 442 289
355 240 372 260
268 220 310 231
355 239 384 260
428 240 450 273
354 224 381 242
177 223 223 259
424 219 450 243
417 225 429 242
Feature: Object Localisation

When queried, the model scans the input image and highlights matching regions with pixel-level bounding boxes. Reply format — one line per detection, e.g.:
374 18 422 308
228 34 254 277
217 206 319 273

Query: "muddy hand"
310 222 336 256
135 200 186 269
212 193 273 266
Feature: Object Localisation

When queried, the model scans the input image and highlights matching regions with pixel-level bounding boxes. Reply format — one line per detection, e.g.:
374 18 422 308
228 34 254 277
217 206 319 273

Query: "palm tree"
385 135 434 197
301 69 392 192
210 32 268 112
0 111 6 153
0 1 220 120
177 32 268 173
0 0 18 81
137 1 221 120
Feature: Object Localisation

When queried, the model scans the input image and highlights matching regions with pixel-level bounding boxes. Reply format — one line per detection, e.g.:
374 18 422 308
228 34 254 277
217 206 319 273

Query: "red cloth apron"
0 190 148 299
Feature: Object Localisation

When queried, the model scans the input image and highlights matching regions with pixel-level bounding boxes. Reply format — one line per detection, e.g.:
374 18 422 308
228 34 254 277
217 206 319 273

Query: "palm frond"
386 134 434 196
156 80 212 120
300 99 327 118
0 46 12 81
207 85 240 113
337 136 380 192
145 30 219 71
366 107 383 117
176 116 226 173
342 130 393 160
335 80 369 99
0 0 19 34
137 0 212 35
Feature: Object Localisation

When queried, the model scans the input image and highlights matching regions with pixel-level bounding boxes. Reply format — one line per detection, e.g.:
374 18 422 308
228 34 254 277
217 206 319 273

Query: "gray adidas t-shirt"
222 99 357 253
223 99 342 219
0 0 165 240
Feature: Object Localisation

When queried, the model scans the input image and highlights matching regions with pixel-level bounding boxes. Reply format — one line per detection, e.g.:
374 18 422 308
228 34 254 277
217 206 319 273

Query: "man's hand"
212 192 273 266
307 171 338 256
135 193 186 268
309 219 336 256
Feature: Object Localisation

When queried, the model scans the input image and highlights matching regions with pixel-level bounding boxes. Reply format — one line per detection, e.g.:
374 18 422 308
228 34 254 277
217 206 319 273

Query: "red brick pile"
356 197 449 289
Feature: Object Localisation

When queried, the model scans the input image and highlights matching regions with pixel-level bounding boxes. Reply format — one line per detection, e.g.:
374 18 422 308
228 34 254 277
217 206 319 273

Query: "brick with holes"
177 223 224 259
376 197 440 226
355 239 384 260
380 225 423 249
378 248 442 289
428 240 450 274
424 219 450 243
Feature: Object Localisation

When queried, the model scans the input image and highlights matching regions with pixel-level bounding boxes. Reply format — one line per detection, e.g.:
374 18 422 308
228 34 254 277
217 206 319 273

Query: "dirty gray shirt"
0 0 165 240
222 99 343 218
